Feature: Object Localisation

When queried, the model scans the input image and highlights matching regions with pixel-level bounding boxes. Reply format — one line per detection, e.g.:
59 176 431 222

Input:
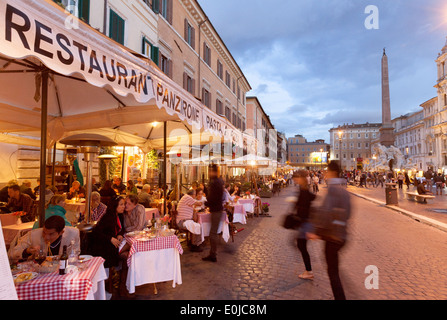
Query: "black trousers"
208 211 223 258
325 240 346 300
297 238 312 272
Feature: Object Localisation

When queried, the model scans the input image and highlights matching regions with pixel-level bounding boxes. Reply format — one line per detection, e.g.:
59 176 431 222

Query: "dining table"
14 256 108 300
229 204 247 225
237 198 255 214
2 221 35 248
197 211 230 243
122 231 183 295
0 212 23 226
64 200 86 225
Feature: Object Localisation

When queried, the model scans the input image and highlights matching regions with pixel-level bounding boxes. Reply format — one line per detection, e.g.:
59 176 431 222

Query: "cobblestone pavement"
116 184 447 301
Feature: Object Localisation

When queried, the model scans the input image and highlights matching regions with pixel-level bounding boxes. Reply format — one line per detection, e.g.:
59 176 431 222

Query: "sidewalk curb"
348 191 447 234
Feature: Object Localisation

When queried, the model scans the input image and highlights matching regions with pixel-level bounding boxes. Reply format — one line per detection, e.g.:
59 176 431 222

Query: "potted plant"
262 203 270 213
259 184 273 198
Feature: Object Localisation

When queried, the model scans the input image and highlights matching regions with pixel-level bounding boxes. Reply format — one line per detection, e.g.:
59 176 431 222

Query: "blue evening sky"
199 0 447 142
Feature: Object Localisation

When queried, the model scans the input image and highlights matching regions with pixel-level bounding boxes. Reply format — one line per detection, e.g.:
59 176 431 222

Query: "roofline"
193 1 252 91
246 96 275 129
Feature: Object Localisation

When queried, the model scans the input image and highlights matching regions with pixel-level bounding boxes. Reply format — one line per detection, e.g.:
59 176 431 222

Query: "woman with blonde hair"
33 194 71 229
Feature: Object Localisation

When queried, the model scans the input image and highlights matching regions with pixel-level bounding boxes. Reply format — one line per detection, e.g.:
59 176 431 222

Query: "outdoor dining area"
0 0 293 300
1 148 281 300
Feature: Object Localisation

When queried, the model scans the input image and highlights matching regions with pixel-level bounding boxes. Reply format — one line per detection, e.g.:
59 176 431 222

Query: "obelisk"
380 48 395 147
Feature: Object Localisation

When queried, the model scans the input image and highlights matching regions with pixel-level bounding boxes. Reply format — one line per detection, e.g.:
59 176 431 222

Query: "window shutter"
183 72 187 91
168 60 173 78
191 27 195 50
109 9 125 45
151 46 159 66
78 0 90 23
184 19 188 42
167 0 173 24
152 0 160 14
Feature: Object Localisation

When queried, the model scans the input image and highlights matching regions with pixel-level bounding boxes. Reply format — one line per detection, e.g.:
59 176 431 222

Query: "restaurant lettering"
3 4 149 95
156 83 200 123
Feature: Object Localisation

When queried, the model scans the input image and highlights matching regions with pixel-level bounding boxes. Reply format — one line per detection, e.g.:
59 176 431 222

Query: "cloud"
199 0 447 142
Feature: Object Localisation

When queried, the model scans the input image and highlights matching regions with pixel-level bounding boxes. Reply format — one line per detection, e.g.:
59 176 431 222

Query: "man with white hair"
138 184 153 208
90 191 107 222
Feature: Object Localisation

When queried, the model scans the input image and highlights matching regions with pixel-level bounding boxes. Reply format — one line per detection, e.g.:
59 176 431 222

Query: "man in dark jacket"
308 161 351 300
202 165 224 262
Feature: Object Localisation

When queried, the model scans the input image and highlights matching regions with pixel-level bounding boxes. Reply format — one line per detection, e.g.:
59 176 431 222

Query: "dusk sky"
199 0 447 142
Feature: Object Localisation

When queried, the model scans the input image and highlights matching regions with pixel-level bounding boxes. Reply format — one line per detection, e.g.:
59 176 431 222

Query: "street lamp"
338 130 343 169
320 148 323 171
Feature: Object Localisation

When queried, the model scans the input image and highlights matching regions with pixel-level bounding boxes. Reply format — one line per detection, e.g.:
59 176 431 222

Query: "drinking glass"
34 249 46 265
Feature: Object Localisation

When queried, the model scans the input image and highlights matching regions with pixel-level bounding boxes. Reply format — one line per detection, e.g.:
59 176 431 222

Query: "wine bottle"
59 245 68 275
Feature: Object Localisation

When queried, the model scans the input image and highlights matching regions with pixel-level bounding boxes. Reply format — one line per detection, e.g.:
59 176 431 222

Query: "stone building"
329 123 381 171
288 135 329 170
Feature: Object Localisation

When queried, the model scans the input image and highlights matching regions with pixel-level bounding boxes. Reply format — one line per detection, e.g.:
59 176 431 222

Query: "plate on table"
135 235 154 242
13 272 38 284
126 231 143 237
78 255 92 262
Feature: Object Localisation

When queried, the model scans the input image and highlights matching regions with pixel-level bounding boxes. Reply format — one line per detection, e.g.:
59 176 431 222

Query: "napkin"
183 220 202 235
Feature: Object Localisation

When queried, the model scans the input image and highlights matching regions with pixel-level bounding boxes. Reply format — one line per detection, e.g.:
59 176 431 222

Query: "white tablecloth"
86 263 108 300
231 204 247 225
198 212 230 243
64 202 85 225
126 248 182 294
2 221 34 247
237 199 255 213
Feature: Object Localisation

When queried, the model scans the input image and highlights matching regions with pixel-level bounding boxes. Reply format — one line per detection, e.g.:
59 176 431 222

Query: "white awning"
0 0 247 150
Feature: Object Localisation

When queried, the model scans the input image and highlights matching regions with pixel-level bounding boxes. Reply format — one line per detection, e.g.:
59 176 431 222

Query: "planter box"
259 191 273 198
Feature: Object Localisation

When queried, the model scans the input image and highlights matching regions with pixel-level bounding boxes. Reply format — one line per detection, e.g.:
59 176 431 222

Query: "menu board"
0 220 18 300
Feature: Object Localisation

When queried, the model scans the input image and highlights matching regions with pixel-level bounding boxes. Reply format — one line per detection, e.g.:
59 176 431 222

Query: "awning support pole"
39 69 49 227
163 121 167 216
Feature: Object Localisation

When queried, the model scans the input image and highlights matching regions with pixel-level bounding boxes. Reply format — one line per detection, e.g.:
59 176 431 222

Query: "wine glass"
34 248 46 265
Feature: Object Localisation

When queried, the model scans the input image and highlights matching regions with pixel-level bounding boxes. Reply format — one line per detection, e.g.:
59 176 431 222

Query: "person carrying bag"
283 170 316 280
308 161 351 299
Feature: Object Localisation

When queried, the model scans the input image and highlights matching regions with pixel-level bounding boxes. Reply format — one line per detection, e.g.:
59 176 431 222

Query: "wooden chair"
170 206 192 247
224 205 236 243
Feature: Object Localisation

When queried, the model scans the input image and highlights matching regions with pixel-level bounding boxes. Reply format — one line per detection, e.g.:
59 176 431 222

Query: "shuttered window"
183 73 195 95
160 0 173 24
142 37 159 66
109 9 125 45
216 99 223 116
203 43 211 66
160 54 172 78
217 60 223 80
52 0 90 23
184 19 195 50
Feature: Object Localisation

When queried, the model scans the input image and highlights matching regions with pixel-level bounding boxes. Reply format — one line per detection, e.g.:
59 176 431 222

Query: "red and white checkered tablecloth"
124 235 183 266
16 257 105 300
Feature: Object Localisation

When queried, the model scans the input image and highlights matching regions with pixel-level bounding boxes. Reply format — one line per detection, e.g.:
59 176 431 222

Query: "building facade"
329 123 381 170
56 0 251 131
277 132 288 165
156 0 251 131
246 97 276 159
392 110 425 171
288 135 329 170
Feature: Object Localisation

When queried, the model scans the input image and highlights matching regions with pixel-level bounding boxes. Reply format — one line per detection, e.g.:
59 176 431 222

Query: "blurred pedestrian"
292 170 316 280
397 172 404 189
434 173 445 195
404 172 411 189
308 161 351 300
203 164 224 263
